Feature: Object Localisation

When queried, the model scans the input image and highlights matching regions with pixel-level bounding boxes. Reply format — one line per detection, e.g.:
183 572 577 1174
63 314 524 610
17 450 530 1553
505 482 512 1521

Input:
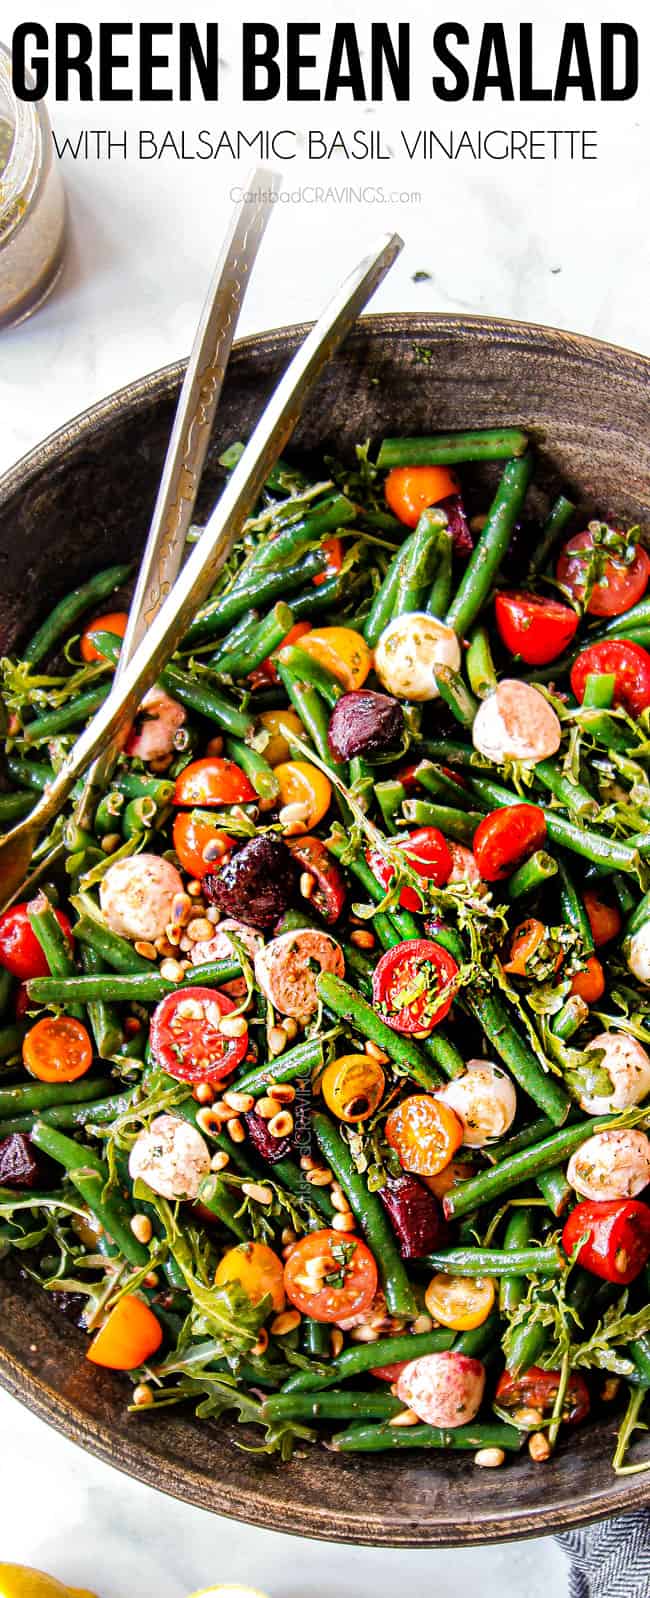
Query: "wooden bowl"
0 314 649 1545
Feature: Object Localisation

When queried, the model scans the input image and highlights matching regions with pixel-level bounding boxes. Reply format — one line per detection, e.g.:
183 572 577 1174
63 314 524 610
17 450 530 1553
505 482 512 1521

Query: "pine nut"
389 1408 419 1427
283 1017 299 1042
144 1271 159 1289
279 800 311 833
281 1227 297 1247
165 924 183 946
304 1254 330 1279
171 892 192 926
226 1116 245 1143
193 1082 214 1105
332 1211 356 1232
130 1213 153 1245
269 1111 293 1138
202 836 229 863
206 905 221 923
474 1448 505 1468
330 1329 344 1357
601 1377 621 1402
412 1313 434 1335
242 1181 273 1205
330 1185 350 1213
196 1108 224 1137
186 879 203 897
349 1325 379 1344
528 1432 552 1462
269 1083 296 1104
211 1151 230 1172
350 928 375 950
159 958 185 983
155 936 177 959
132 1383 154 1407
211 1100 231 1120
300 1154 317 1171
251 1328 269 1356
101 832 122 853
269 1025 288 1056
219 1014 248 1040
186 918 214 942
512 1406 544 1429
306 1167 333 1187
470 513 489 534
223 1090 254 1112
134 940 157 961
300 871 315 899
256 1096 276 1120
364 1040 389 1064
271 1309 301 1336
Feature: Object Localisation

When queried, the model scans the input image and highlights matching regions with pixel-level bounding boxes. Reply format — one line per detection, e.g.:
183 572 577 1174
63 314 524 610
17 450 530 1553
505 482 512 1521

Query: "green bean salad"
2 427 650 1474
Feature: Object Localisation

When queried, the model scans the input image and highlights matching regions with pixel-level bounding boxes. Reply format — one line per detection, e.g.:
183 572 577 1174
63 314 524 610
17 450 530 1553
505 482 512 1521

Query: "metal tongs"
0 179 402 909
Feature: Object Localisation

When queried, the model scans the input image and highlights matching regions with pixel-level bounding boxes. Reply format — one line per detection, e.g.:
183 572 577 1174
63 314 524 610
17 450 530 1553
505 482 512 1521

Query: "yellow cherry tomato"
300 626 372 691
424 1272 495 1331
0 1568 98 1598
258 707 303 767
214 1241 285 1312
321 1053 385 1122
275 760 331 831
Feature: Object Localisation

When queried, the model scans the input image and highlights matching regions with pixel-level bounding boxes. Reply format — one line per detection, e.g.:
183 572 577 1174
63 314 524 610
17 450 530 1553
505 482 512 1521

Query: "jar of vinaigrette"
0 40 67 329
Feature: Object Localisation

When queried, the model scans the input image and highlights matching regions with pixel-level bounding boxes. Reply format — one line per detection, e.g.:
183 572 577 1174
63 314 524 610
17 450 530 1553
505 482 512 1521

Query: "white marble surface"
0 0 648 1591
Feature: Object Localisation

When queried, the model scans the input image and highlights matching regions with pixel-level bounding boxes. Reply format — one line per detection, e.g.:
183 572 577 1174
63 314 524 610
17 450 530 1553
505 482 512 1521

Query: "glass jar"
0 40 67 329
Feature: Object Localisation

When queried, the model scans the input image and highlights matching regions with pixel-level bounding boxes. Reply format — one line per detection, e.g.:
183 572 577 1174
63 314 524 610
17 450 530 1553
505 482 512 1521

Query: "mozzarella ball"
578 1032 650 1116
254 928 344 1021
472 679 561 764
100 853 184 943
627 924 650 986
129 1113 210 1200
125 687 186 764
397 1351 485 1428
436 1060 517 1147
567 1128 650 1201
374 612 461 702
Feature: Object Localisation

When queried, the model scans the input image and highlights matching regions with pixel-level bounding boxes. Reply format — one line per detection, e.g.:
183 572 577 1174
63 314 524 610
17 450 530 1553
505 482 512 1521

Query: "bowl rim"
1 309 650 1544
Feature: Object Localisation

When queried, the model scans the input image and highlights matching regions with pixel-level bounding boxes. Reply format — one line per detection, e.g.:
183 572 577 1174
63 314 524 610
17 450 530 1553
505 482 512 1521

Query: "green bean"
28 959 242 1007
466 625 497 699
29 1122 149 1268
27 894 78 1002
334 1419 522 1453
23 686 109 744
499 1208 533 1314
402 798 482 844
467 773 642 876
557 858 594 953
263 1390 404 1424
71 898 155 974
80 945 123 1059
302 1318 331 1360
0 1076 114 1120
161 664 253 741
312 1110 418 1318
122 796 156 838
317 972 442 1090
234 494 355 583
583 673 615 709
0 1024 26 1063
412 761 469 809
444 1112 614 1219
423 1028 465 1080
113 774 175 804
427 527 454 617
0 969 12 1022
390 906 423 942
196 1174 248 1241
464 988 569 1124
0 1089 136 1136
425 1244 564 1277
594 596 650 638
5 755 53 793
342 942 374 993
233 1038 323 1095
94 791 125 835
528 495 575 577
0 790 34 821
394 510 446 617
433 665 478 729
224 737 279 807
23 564 132 666
184 550 327 645
454 1310 502 1359
277 645 342 709
491 1113 559 1161
363 531 416 647
415 739 478 769
375 780 406 834
207 608 259 668
446 455 534 638
276 665 341 772
551 995 589 1041
506 851 558 899
217 603 294 678
533 761 598 819
536 1165 572 1217
574 709 637 754
629 1334 650 1388
288 570 366 624
281 1328 455 1394
501 1316 551 1378
377 430 529 468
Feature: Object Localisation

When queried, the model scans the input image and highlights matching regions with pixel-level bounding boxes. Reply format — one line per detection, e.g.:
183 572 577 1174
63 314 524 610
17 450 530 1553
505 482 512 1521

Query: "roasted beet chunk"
328 690 404 763
204 834 299 929
378 1172 448 1258
439 494 473 559
0 1132 41 1189
244 1109 293 1163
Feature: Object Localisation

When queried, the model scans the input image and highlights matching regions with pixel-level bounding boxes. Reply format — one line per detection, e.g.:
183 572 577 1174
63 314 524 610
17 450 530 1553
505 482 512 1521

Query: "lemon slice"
0 1566 97 1598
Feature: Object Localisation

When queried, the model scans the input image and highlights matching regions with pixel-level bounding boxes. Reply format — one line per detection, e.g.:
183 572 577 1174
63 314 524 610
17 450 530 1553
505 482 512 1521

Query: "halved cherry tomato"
288 835 346 922
366 827 453 911
496 1366 590 1424
80 610 128 663
23 1015 93 1084
570 955 605 1004
570 639 650 719
150 986 248 1084
258 707 304 766
172 811 234 879
173 757 256 808
562 1197 650 1285
321 1053 385 1122
215 1240 285 1312
425 1272 495 1331
385 466 460 528
299 627 372 691
373 939 459 1036
371 1357 410 1382
556 528 650 617
473 805 547 883
385 1093 464 1176
87 1293 163 1370
494 590 579 666
503 918 562 977
0 902 73 981
313 535 344 586
256 621 312 683
583 890 622 948
283 1228 377 1323
274 761 331 831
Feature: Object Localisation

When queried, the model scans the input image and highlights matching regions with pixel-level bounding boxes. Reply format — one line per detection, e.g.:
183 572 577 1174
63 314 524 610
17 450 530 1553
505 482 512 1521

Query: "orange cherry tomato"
385 466 460 528
313 534 344 586
173 757 256 808
258 707 303 766
87 1293 163 1370
23 1015 93 1084
283 1228 378 1323
570 954 606 1004
256 621 312 683
321 1053 385 1122
385 1094 463 1177
80 611 128 663
503 918 562 977
425 1272 495 1331
215 1240 285 1312
274 760 331 830
583 890 622 948
299 627 372 692
172 811 234 878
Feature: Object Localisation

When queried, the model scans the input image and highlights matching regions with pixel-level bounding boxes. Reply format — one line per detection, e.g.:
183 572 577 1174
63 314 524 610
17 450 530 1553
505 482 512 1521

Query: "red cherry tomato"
583 890 622 948
150 986 248 1084
570 955 606 1005
473 805 547 883
556 528 650 617
0 902 73 982
173 758 256 808
494 590 579 666
173 811 234 879
313 536 344 587
80 611 128 663
284 1228 378 1323
570 639 650 719
372 939 459 1035
562 1198 650 1285
385 466 460 528
255 620 312 682
366 828 453 912
287 835 346 922
496 1366 590 1425
371 1358 410 1382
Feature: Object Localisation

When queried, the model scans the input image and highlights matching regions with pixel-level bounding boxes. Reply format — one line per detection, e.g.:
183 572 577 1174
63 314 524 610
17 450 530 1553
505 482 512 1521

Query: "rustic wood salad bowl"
0 313 649 1545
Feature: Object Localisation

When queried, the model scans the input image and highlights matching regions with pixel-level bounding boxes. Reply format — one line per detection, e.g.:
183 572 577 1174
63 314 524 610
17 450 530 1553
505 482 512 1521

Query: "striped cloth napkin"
556 1515 650 1596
